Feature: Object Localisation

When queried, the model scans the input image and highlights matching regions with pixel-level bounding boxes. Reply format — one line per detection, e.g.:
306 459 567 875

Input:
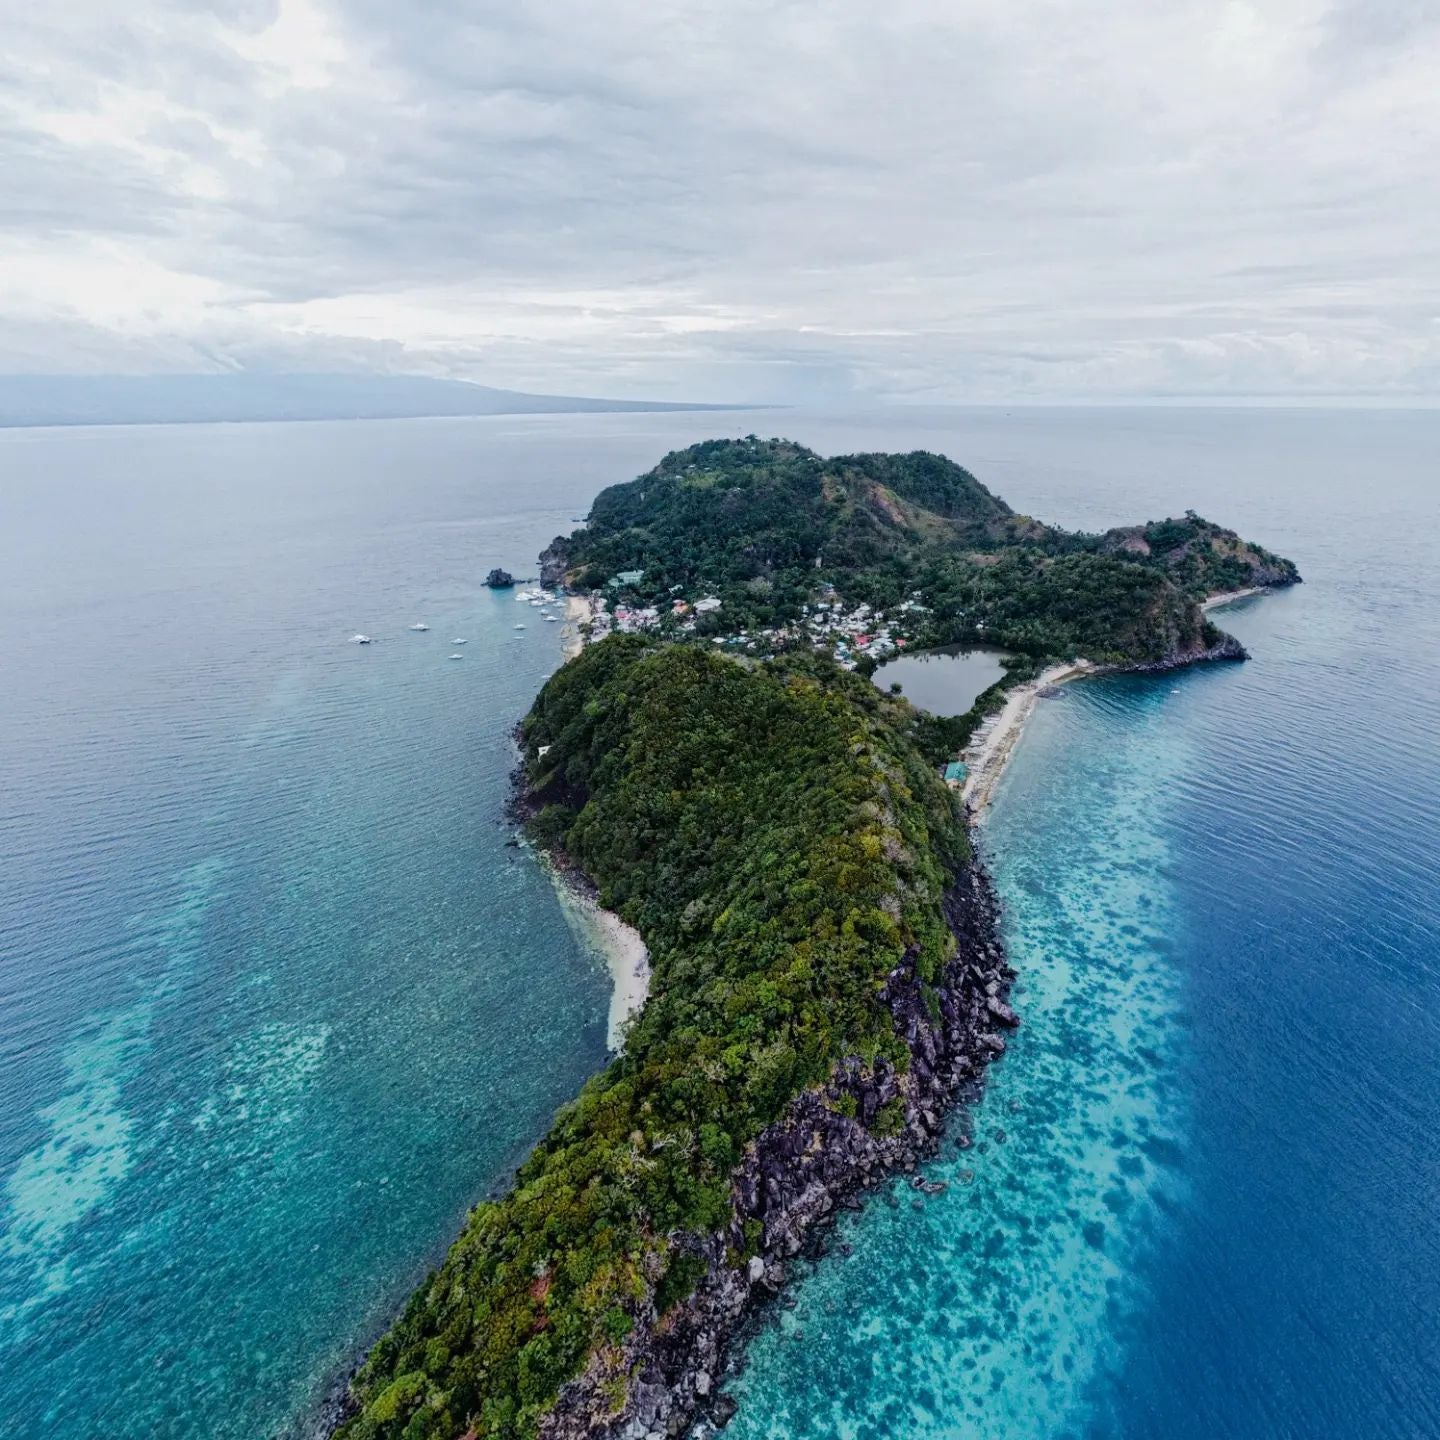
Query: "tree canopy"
340 643 967 1440
547 438 1299 661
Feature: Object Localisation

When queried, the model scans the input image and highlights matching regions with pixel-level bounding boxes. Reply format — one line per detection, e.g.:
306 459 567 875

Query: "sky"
3 0 1437 404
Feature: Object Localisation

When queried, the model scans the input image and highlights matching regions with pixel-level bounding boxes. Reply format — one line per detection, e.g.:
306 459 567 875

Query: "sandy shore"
958 586 1268 818
960 660 1095 819
546 859 651 1051
560 593 589 659
1202 585 1265 611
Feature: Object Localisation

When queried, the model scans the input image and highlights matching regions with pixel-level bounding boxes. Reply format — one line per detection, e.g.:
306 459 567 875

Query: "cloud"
1 0 1437 401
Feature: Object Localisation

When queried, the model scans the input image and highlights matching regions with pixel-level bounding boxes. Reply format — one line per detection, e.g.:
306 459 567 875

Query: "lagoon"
871 643 1010 715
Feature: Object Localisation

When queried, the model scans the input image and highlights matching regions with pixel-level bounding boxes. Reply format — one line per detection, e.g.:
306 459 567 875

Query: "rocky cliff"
538 865 1011 1440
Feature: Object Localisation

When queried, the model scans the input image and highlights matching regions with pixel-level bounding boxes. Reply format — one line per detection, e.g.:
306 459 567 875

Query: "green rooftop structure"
943 760 967 787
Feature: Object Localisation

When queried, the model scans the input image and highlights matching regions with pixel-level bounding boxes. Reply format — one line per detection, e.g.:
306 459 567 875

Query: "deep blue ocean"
2 407 1437 1438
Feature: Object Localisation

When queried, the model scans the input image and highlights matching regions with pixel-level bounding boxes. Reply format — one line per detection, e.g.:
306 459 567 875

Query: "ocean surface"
2 407 1437 1438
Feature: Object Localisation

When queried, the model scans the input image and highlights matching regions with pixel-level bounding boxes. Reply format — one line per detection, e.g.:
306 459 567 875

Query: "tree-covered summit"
542 437 1299 664
552 437 1015 595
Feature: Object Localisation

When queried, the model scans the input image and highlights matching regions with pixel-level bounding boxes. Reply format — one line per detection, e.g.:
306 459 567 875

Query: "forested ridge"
337 441 1299 1440
340 643 969 1440
544 437 1299 662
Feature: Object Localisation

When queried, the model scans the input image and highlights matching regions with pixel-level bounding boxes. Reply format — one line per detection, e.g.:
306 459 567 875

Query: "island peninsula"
334 439 1298 1440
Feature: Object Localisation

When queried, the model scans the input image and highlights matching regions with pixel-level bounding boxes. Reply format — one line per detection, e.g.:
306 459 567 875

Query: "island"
486 568 517 589
334 440 1298 1440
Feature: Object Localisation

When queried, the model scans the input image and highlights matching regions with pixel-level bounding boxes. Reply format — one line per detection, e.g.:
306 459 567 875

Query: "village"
550 574 1005 804
565 570 951 671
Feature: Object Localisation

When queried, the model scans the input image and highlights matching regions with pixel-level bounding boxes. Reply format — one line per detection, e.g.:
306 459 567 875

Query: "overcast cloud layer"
3 0 1437 402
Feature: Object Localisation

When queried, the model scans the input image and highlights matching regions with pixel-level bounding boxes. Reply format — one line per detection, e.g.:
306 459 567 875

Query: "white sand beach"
959 587 1270 818
961 660 1095 818
560 593 589 659
1202 585 1265 611
548 864 651 1051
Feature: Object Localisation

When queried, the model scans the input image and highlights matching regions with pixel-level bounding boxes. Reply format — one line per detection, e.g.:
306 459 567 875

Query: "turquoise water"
0 420 635 1435
3 408 1437 1438
725 678 1193 1437
725 409 1440 1438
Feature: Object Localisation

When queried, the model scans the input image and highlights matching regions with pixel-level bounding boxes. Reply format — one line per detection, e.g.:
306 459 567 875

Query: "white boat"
449 652 465 660
409 622 429 631
453 638 468 645
350 634 373 644
514 622 526 629
544 615 558 622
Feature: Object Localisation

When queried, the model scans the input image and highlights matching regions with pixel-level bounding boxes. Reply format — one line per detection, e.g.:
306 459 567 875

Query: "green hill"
338 643 979 1440
543 438 1299 664
336 440 1301 1440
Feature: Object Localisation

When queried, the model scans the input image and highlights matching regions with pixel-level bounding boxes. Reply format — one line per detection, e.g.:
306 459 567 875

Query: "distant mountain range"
0 374 747 428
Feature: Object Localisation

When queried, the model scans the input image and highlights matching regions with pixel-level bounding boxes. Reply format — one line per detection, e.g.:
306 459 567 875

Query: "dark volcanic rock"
536 861 1013 1440
985 995 1020 1028
1123 631 1247 672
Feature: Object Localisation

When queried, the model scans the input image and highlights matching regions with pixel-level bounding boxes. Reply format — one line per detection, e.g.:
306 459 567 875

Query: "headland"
333 440 1299 1440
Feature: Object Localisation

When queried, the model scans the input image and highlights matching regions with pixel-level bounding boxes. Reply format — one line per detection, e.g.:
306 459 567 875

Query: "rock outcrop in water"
1122 630 1248 673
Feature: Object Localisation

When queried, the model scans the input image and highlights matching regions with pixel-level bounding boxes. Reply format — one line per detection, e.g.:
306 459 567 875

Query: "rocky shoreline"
1116 630 1247 672
535 860 1013 1440
313 758 1012 1440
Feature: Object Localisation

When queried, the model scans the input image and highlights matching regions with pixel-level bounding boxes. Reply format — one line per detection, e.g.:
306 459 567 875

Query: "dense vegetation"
340 440 1299 1440
340 641 969 1440
547 438 1299 662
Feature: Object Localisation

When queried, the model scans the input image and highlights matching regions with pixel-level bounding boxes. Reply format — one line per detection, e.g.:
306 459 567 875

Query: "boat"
544 615 557 622
449 653 465 660
409 622 429 631
514 623 526 630
350 634 373 644
453 638 468 645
